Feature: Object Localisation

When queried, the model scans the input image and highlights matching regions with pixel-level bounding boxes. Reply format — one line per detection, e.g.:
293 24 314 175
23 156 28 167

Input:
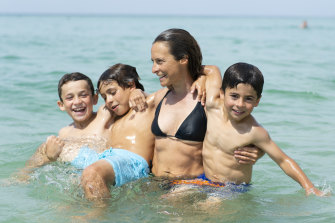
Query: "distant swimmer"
301 20 308 29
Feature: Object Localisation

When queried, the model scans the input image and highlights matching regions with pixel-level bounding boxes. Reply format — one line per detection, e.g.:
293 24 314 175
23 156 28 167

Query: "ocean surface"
0 15 335 222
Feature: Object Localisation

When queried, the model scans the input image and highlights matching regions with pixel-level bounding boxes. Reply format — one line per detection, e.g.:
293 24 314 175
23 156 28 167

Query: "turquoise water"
1 15 335 222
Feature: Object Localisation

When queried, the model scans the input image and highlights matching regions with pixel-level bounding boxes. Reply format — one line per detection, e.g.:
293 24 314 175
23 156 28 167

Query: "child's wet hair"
97 63 144 92
222 62 264 98
58 72 95 102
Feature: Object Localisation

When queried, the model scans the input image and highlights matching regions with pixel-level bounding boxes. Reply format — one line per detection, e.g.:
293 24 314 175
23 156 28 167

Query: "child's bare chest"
207 113 253 154
110 111 153 146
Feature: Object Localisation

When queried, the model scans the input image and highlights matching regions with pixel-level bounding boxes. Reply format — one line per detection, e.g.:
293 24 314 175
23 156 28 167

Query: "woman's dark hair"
97 63 144 91
222 62 264 98
58 72 94 102
153 28 203 81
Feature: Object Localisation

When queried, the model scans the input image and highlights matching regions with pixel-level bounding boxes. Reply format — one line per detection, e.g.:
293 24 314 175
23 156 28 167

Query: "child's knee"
81 161 115 187
81 165 101 184
81 165 112 199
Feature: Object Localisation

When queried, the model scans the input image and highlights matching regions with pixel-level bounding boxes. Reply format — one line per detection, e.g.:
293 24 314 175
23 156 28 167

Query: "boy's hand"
97 105 113 120
45 136 64 161
306 187 329 197
191 75 206 106
234 145 265 165
129 89 147 112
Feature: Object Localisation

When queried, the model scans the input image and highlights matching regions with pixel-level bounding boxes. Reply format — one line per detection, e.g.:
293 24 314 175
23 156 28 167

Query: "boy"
24 69 151 197
202 63 323 196
25 72 112 170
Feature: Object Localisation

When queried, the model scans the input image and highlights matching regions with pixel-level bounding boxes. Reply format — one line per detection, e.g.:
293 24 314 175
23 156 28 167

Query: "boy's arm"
17 136 64 181
203 65 222 108
129 89 149 112
129 87 168 112
15 142 49 182
96 105 114 128
25 142 51 169
25 136 64 168
189 65 222 106
254 127 324 196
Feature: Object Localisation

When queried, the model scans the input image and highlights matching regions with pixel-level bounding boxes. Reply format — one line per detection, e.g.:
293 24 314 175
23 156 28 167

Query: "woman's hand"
191 75 206 106
234 145 265 165
129 89 147 112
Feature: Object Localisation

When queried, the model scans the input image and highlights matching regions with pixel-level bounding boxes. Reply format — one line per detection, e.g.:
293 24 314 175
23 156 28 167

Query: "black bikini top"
151 90 207 142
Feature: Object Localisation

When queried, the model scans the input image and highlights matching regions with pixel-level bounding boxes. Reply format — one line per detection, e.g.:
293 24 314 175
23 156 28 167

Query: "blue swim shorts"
71 146 149 186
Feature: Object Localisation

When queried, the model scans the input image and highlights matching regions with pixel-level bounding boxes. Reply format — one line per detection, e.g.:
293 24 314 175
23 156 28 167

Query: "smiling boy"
201 63 323 196
25 72 112 169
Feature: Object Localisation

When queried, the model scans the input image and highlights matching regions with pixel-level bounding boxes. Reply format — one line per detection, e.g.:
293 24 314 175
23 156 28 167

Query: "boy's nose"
106 94 114 104
73 96 82 104
236 99 244 107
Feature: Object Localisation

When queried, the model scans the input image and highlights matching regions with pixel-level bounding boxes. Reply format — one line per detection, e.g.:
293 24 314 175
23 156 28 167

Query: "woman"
149 29 262 179
149 28 207 178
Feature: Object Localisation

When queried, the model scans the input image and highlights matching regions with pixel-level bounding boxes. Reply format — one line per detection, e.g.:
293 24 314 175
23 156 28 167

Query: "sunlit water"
0 15 334 222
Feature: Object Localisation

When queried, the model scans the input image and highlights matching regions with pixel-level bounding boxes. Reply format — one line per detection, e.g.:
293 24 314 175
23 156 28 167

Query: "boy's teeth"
74 108 85 112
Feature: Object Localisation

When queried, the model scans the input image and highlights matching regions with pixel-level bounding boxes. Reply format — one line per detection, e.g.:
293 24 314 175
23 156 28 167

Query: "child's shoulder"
205 95 223 111
248 116 271 143
58 123 75 138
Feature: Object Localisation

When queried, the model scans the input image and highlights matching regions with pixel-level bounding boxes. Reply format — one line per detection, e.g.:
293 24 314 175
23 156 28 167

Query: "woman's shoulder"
149 88 169 107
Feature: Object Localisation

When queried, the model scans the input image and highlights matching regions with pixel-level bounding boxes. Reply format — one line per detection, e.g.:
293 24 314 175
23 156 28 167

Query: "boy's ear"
254 95 262 107
57 100 65 111
93 94 98 105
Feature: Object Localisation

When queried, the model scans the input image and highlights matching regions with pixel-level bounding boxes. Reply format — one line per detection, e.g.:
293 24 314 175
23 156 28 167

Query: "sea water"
0 15 334 222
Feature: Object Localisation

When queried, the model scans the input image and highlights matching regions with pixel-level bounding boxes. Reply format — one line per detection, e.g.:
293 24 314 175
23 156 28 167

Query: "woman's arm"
234 146 265 165
191 65 222 106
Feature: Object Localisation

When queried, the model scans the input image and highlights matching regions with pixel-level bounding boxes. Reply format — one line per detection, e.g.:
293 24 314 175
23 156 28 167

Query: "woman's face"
151 41 186 87
99 81 132 116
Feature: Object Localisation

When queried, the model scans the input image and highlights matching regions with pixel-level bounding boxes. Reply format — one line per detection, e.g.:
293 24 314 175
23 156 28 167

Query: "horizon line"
0 12 333 19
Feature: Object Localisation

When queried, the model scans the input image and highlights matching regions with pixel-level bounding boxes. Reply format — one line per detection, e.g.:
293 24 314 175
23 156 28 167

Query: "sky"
0 0 334 17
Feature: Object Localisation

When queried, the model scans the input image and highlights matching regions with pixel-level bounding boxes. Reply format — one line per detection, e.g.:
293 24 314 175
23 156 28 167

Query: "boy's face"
57 80 98 124
223 83 260 122
99 81 134 116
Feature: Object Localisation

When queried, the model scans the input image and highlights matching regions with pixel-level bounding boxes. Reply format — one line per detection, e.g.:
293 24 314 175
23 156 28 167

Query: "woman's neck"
169 71 194 97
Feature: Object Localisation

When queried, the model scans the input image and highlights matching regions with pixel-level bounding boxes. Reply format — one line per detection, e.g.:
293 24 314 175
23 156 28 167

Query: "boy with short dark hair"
202 63 323 196
25 72 111 169
23 69 151 194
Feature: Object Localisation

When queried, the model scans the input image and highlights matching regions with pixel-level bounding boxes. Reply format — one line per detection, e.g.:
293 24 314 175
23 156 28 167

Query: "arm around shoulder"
150 88 169 108
203 65 222 108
